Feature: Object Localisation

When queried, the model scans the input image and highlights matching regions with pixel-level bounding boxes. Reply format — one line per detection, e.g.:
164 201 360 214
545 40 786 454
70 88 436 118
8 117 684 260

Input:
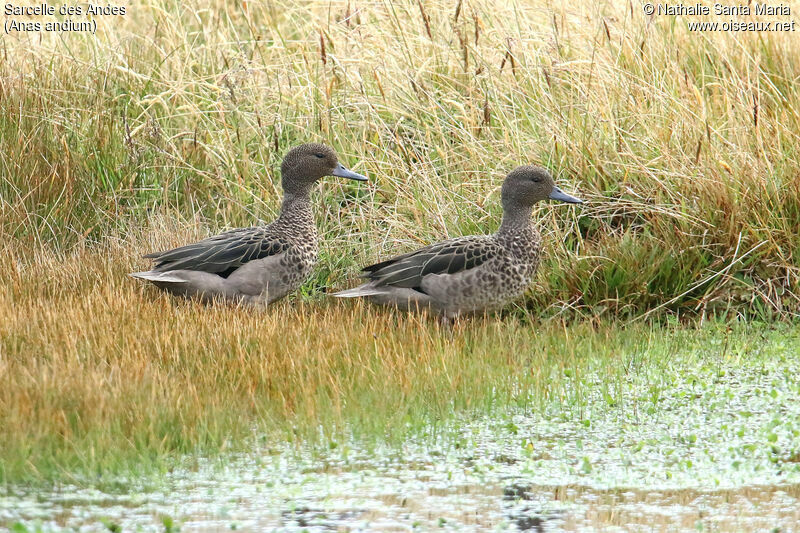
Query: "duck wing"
362 236 500 289
144 226 289 277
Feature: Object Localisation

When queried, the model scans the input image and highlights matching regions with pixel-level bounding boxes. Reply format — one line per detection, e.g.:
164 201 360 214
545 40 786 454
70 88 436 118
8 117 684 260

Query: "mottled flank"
334 166 582 318
131 144 367 305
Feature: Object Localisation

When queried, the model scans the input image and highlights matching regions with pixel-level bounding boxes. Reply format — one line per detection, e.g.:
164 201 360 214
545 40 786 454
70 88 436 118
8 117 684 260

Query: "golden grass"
2 230 622 481
2 0 799 316
0 226 791 482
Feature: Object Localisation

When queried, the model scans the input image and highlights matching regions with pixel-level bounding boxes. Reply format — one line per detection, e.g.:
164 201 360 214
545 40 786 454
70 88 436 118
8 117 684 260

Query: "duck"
131 143 367 305
333 165 581 320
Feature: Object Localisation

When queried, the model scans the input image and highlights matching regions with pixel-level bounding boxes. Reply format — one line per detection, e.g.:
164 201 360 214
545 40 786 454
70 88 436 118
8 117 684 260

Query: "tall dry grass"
1 0 798 316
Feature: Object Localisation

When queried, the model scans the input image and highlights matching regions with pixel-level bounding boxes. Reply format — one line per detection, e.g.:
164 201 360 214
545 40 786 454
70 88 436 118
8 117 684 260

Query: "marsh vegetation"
2 0 799 529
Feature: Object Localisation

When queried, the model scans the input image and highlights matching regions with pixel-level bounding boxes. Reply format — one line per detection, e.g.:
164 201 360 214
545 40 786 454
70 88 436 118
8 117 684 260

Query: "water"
3 352 800 531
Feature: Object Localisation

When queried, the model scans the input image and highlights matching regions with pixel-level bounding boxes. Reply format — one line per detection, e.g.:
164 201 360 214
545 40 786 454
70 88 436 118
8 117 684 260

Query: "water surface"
4 345 800 531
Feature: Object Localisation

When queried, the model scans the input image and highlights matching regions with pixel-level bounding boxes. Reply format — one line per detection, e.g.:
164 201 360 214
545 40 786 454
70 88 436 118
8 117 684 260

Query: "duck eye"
314 153 325 159
532 176 541 183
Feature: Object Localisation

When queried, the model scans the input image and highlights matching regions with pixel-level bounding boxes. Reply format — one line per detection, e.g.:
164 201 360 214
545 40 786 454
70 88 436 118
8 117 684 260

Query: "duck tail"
331 284 385 298
129 271 188 284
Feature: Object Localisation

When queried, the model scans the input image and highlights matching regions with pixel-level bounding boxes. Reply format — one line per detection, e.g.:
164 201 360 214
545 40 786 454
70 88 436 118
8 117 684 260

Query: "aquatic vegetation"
3 327 800 529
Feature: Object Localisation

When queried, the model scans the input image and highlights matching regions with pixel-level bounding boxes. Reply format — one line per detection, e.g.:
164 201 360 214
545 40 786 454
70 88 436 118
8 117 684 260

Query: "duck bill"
332 164 368 182
549 186 583 204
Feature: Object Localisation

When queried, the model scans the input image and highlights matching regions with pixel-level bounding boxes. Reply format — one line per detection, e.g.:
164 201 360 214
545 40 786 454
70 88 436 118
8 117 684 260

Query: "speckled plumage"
333 166 582 319
131 143 367 305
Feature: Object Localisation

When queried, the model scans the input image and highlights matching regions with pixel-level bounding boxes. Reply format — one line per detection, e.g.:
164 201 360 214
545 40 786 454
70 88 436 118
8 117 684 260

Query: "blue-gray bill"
332 164 368 181
549 186 583 204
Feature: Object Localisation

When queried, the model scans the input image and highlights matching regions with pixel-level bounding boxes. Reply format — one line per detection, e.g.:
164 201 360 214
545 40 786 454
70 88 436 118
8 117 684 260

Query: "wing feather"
363 236 499 289
144 227 289 277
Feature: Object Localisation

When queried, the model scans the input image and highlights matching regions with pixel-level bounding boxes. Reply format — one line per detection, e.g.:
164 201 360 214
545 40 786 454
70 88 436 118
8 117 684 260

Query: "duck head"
501 165 582 209
281 143 367 195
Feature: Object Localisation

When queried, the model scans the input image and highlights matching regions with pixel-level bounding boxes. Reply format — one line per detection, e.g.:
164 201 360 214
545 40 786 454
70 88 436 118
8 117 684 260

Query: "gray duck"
131 143 367 305
333 165 581 319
